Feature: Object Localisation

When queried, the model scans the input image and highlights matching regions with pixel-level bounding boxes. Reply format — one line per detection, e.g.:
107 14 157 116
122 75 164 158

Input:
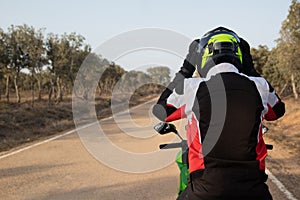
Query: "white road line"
266 168 298 200
0 121 98 160
0 99 156 160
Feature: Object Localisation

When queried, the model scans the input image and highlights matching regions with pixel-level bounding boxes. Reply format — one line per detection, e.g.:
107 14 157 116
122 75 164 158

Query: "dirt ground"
263 97 300 198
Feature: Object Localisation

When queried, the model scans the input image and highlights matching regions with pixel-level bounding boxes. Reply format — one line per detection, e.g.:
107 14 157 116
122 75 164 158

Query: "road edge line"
266 168 298 200
0 99 156 160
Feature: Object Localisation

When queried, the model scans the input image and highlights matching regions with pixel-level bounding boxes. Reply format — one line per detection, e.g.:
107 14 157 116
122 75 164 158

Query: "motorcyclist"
152 27 285 200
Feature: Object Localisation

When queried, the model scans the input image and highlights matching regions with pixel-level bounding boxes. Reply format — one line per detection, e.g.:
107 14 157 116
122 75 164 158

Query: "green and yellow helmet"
196 27 243 77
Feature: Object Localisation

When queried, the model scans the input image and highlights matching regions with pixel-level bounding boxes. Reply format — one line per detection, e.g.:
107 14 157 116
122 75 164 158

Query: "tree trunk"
98 82 102 96
279 83 288 96
13 74 21 103
31 77 35 108
56 76 63 103
48 86 52 106
5 75 10 103
0 74 1 101
83 88 89 100
37 78 42 101
48 77 56 105
291 73 298 99
69 56 74 95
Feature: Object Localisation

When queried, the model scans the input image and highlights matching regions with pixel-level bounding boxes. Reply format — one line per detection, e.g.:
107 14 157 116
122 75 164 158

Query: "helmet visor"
199 30 240 51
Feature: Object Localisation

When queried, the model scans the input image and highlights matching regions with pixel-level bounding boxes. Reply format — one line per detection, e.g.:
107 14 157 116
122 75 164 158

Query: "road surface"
0 100 298 200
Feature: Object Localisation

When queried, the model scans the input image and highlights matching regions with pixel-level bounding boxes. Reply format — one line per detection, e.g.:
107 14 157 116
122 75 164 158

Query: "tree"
262 47 288 95
276 0 300 99
110 69 152 104
73 53 114 100
46 33 61 103
46 32 90 104
98 64 126 96
15 24 46 106
66 33 89 89
146 66 171 86
5 25 29 103
0 28 9 101
251 45 270 75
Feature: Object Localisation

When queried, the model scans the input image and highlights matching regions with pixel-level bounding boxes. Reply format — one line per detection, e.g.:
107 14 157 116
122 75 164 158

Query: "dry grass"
0 91 160 152
264 97 300 154
0 98 73 151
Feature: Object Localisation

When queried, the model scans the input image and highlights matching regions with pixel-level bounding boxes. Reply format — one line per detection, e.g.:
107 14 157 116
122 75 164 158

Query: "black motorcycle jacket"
152 62 285 200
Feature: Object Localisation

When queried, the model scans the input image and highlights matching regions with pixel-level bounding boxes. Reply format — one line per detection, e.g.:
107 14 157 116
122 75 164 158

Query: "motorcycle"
154 122 273 196
154 122 189 195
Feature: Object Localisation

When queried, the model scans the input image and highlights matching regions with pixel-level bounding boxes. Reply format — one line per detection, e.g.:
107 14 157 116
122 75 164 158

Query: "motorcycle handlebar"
160 143 273 150
266 144 273 150
159 142 183 149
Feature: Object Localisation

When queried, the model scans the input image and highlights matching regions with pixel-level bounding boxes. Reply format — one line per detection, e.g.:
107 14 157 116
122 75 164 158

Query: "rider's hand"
179 39 199 78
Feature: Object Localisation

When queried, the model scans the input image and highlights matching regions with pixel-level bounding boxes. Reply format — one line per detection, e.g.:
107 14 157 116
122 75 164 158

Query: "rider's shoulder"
243 75 270 90
184 77 204 85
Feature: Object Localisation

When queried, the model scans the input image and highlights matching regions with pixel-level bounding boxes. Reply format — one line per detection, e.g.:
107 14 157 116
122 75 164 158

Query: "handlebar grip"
159 142 182 149
266 144 273 150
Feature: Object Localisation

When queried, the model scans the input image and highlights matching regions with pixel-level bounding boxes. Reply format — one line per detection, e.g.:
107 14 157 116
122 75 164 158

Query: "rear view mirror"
262 125 269 134
154 122 177 135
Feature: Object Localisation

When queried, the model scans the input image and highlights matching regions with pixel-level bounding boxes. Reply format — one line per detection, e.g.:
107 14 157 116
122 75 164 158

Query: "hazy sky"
0 0 292 70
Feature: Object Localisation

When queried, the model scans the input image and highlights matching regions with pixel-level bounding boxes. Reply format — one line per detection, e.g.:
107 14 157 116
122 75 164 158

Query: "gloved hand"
179 39 200 78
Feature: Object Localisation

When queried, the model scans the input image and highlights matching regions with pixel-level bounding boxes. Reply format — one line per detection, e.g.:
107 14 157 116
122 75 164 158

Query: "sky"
0 0 292 70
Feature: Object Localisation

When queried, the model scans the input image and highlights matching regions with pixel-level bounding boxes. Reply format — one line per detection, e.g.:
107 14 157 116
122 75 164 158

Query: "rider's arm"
153 76 203 122
238 38 285 120
152 40 198 121
152 73 187 122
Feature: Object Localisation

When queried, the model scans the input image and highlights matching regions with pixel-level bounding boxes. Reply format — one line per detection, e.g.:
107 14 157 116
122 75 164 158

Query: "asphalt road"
0 100 297 200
